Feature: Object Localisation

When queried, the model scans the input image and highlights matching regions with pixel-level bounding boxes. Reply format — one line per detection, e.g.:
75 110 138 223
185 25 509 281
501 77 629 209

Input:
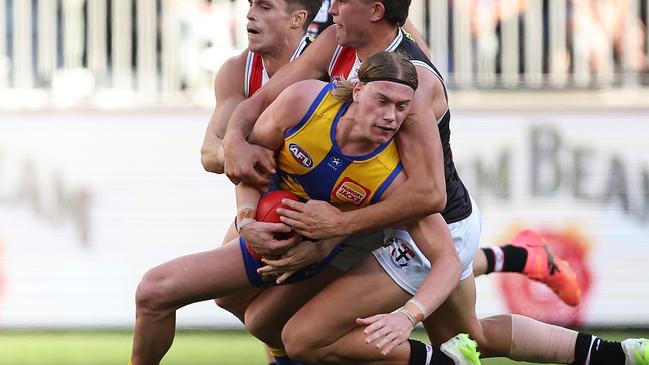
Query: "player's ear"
369 1 385 22
290 9 308 29
352 83 362 102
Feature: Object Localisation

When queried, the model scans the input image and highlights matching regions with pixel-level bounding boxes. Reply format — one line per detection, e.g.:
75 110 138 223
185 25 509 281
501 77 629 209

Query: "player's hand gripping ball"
256 190 300 240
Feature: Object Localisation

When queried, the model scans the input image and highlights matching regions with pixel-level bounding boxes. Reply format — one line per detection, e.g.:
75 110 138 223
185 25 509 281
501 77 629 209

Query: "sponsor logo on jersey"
333 177 370 206
389 238 415 268
288 143 313 168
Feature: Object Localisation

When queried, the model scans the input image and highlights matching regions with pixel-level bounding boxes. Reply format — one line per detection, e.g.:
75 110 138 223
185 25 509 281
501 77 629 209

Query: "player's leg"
245 266 343 348
422 275 510 357
244 269 343 365
281 256 477 365
423 274 573 360
244 231 383 346
243 232 383 365
213 221 275 362
506 315 649 365
473 229 581 306
130 239 252 365
214 221 263 322
426 200 577 361
424 274 644 365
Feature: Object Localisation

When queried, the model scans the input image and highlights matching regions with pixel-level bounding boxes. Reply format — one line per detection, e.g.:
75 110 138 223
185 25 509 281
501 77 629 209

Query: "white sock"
489 246 505 272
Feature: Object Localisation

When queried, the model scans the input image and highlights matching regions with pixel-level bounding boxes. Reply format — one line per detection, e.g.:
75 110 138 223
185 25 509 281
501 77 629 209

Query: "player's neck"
335 103 378 156
260 32 305 77
355 24 399 61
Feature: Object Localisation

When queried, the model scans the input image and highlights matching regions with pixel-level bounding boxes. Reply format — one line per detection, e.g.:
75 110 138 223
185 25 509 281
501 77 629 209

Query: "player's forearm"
411 252 460 317
235 183 261 227
316 236 347 257
336 179 445 236
236 183 261 209
224 95 267 145
200 137 224 173
407 213 460 318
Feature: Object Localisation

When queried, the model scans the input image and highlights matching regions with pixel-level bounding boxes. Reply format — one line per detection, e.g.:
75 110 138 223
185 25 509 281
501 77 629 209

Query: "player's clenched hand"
223 137 275 187
239 221 299 257
356 312 415 356
257 240 325 284
257 238 339 284
277 199 346 239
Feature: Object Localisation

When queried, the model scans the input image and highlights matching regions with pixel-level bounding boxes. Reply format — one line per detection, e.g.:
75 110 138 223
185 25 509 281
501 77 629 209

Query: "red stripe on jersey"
248 53 264 96
329 46 357 80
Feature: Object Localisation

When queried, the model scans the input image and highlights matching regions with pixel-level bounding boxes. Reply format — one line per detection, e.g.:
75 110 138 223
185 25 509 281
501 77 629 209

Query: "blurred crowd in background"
0 0 647 109
459 0 648 73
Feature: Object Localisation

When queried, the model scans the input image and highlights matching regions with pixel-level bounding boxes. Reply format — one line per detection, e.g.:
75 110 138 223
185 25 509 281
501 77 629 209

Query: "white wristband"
407 298 429 319
237 217 255 232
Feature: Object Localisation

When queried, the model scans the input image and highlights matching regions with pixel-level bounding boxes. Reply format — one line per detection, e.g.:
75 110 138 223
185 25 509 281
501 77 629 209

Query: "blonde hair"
331 52 418 102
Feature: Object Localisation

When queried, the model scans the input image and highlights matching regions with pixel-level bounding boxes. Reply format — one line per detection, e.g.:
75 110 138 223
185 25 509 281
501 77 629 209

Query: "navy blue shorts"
239 237 341 287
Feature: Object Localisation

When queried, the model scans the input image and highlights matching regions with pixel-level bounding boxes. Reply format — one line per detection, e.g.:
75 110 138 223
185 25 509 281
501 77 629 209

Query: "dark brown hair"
286 0 324 31
374 0 411 26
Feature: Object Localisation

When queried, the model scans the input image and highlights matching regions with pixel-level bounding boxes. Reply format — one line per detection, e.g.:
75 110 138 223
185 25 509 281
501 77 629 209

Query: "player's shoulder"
266 80 327 128
415 66 445 100
218 49 249 76
410 61 448 119
282 80 329 100
395 34 426 58
395 36 446 100
214 49 249 95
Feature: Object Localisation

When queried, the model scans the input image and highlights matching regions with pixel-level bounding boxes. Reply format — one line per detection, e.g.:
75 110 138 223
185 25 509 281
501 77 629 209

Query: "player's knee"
283 336 316 364
282 320 321 363
135 268 177 313
244 306 280 345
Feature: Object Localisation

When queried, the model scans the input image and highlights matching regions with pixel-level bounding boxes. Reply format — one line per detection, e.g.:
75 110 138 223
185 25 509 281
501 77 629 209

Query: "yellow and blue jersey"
275 82 403 211
241 82 403 287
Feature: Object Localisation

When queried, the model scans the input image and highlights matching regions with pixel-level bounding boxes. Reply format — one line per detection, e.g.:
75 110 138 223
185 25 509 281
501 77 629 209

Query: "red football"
256 190 300 240
245 190 301 260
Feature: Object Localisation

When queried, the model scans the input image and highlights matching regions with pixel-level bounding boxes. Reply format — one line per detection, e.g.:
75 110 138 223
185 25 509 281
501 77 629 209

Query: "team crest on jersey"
389 238 416 268
333 177 370 206
328 156 343 170
288 143 314 168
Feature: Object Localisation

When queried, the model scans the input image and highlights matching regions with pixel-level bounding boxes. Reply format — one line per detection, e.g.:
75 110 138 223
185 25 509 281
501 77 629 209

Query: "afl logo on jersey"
288 143 313 168
333 177 370 207
389 238 415 268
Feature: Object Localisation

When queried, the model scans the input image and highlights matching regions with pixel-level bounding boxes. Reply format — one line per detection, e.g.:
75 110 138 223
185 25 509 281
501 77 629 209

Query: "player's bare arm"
222 26 338 185
201 51 248 174
279 66 447 239
404 213 460 314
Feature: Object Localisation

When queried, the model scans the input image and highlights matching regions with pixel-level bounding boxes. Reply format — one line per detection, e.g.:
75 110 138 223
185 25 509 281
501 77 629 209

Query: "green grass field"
1 329 647 364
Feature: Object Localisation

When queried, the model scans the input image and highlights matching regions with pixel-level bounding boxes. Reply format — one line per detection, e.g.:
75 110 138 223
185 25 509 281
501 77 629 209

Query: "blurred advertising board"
0 108 647 328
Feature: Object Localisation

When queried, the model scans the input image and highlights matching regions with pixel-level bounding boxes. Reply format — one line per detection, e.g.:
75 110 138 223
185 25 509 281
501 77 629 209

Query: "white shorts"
372 196 481 295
